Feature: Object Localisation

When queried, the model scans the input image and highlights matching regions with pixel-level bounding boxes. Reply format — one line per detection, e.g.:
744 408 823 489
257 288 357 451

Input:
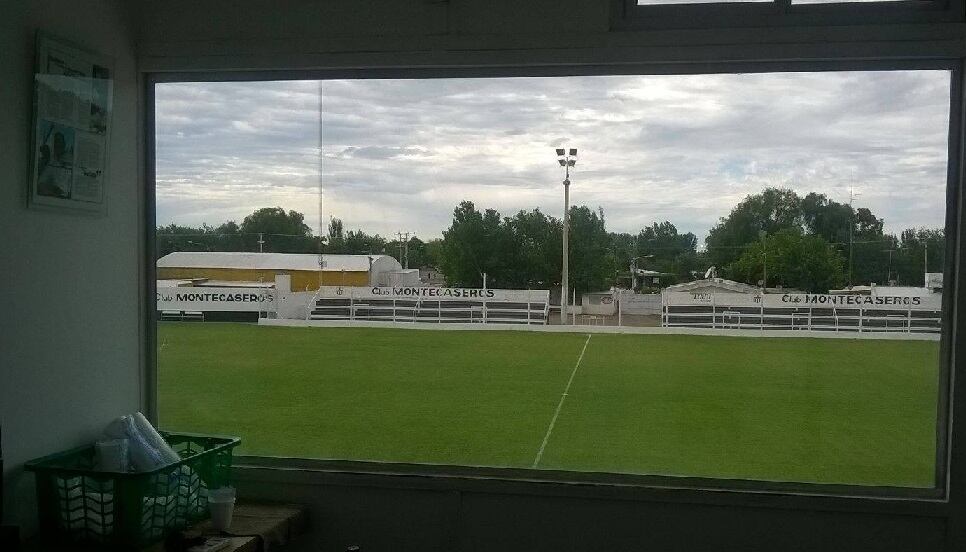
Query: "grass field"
158 322 940 487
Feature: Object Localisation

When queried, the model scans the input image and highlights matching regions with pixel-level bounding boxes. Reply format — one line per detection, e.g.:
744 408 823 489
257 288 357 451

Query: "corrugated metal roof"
157 251 397 272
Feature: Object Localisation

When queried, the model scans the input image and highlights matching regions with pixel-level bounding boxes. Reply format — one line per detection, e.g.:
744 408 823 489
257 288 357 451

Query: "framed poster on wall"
28 32 113 214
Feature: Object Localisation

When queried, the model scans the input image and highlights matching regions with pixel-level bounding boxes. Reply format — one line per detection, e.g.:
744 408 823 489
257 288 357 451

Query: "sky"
156 70 950 244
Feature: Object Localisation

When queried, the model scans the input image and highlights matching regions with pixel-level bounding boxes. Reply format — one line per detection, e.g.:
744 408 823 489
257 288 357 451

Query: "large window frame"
613 0 963 29
144 59 964 512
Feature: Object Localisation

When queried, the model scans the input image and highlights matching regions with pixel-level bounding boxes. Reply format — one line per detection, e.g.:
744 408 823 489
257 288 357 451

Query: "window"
153 68 952 493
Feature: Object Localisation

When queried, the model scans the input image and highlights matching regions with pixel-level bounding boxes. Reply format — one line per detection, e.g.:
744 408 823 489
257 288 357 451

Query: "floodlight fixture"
556 147 577 173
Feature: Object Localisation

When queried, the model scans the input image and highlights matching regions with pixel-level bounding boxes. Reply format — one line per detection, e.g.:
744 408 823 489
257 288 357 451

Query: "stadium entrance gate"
309 286 550 325
662 291 942 334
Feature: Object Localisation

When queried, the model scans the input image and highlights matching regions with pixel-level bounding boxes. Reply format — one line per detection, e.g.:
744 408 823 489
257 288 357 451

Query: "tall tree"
212 221 245 252
706 188 804 267
155 223 216 258
439 202 614 291
730 228 846 292
801 192 853 245
385 236 433 269
239 207 315 253
638 221 697 260
424 239 444 269
849 208 889 286
566 206 614 294
325 217 346 253
440 201 512 287
637 221 698 284
608 231 638 287
893 228 945 286
506 208 562 288
342 229 387 255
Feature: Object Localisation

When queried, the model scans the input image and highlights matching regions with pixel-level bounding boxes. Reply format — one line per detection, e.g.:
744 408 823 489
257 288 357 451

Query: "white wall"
0 0 141 533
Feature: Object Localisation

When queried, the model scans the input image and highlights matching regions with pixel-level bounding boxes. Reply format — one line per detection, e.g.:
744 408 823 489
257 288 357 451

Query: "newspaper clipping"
30 34 113 213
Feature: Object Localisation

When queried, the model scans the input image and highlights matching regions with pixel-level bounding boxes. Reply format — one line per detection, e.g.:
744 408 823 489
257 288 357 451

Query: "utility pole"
924 242 929 286
848 184 860 287
396 231 412 269
556 148 577 324
882 246 896 284
257 232 265 253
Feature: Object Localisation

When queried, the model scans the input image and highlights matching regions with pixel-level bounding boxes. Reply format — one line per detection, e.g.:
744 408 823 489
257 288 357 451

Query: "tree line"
705 188 944 292
157 188 945 293
156 207 441 269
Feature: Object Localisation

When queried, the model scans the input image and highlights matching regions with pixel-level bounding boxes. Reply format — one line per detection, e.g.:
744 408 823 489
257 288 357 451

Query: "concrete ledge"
258 318 940 341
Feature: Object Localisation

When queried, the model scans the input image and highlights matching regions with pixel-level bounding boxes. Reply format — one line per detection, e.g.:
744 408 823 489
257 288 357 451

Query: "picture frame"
28 32 114 215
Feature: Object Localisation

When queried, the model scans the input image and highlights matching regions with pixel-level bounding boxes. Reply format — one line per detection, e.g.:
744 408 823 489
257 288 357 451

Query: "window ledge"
233 455 949 517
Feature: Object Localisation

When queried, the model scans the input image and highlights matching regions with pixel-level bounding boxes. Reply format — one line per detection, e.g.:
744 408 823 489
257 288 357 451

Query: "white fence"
307 286 551 325
662 291 942 334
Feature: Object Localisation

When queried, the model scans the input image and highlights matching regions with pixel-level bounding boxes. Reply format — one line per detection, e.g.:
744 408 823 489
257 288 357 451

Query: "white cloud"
156 70 951 241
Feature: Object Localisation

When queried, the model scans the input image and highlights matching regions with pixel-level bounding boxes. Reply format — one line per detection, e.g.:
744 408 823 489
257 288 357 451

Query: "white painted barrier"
662 291 943 334
307 286 551 325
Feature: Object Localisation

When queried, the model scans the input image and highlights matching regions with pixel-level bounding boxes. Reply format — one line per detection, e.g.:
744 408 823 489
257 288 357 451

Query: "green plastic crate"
25 432 240 550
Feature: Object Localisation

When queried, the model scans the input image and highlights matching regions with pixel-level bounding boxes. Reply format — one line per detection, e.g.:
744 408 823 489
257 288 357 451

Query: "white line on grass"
532 333 592 468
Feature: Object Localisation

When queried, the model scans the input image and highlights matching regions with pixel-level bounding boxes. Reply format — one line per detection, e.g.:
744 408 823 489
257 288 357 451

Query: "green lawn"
158 322 939 487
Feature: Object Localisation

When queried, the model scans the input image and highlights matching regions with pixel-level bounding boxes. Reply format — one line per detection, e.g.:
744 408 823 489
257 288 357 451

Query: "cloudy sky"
156 70 950 243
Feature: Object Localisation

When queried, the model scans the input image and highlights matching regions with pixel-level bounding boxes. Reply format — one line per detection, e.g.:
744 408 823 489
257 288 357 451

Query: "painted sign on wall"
663 291 942 311
157 286 276 312
318 286 550 303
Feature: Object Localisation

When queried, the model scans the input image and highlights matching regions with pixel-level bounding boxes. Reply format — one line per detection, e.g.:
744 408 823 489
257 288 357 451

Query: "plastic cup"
208 487 236 531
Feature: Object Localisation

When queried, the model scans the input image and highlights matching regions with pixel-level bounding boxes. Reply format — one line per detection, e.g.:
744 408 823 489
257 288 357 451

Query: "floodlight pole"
759 230 767 292
557 147 576 325
562 173 570 324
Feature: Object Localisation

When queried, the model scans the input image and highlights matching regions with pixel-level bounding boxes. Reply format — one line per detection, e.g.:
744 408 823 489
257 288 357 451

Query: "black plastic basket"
25 432 240 549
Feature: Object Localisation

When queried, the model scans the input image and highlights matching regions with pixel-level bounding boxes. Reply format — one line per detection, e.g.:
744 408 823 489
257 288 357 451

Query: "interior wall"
0 0 141 533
